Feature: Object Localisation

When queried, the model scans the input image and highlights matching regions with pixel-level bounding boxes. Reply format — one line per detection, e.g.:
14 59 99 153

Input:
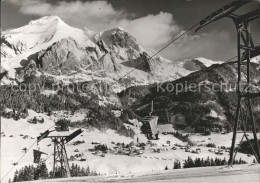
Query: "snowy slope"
251 55 260 64
1 16 94 57
1 110 257 182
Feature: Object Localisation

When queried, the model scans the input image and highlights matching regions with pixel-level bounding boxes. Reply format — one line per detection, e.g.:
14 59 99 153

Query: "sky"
1 0 260 61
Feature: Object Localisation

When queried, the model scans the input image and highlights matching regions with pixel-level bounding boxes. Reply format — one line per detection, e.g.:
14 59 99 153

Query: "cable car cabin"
55 119 70 131
141 116 159 140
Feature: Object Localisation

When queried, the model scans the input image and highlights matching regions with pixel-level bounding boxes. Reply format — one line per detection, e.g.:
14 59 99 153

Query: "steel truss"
195 0 260 165
51 136 71 178
228 10 260 165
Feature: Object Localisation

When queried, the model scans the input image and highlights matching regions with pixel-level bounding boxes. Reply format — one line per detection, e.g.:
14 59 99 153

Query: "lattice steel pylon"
227 9 260 165
195 0 260 165
51 136 71 178
37 128 83 178
48 129 83 178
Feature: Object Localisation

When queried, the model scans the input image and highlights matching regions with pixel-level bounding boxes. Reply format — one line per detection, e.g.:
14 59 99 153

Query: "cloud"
161 29 236 61
8 0 236 61
118 12 181 48
9 0 182 49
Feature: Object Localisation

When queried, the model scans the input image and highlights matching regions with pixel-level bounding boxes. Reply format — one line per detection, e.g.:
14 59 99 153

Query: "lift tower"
196 0 260 165
37 128 83 178
49 134 71 178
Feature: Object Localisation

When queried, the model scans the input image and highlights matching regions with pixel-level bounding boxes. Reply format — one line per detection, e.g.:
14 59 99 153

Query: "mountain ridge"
1 16 222 92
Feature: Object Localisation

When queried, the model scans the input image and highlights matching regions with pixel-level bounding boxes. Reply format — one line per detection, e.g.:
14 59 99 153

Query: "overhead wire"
110 21 201 87
173 26 228 61
1 123 56 182
1 140 37 182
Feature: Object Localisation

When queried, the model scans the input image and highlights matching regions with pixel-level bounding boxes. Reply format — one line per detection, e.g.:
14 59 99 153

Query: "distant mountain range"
1 16 223 91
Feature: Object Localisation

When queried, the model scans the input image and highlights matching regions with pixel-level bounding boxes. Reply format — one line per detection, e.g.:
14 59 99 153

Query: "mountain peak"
1 15 95 72
28 15 63 25
194 57 223 67
111 26 125 31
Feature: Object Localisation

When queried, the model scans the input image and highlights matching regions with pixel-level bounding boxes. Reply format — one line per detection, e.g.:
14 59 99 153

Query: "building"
141 116 159 140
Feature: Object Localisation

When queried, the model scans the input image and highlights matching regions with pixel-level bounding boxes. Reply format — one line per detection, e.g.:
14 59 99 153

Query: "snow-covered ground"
0 110 258 182
18 164 260 183
189 132 257 147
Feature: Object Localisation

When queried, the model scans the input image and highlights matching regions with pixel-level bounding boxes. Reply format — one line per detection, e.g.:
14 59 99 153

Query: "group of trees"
165 156 248 171
173 160 181 169
1 76 135 137
0 107 28 121
0 84 91 115
238 139 260 155
13 163 98 182
0 74 106 117
70 106 135 137
56 118 70 131
205 143 216 148
165 160 181 170
183 156 246 168
13 162 48 182
94 144 108 152
70 163 98 177
50 164 98 178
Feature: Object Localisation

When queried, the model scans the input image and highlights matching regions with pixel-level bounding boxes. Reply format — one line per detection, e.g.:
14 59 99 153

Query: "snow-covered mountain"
181 57 223 71
1 16 94 58
1 16 222 90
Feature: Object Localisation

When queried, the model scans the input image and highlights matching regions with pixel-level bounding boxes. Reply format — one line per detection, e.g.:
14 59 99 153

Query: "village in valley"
0 100 257 181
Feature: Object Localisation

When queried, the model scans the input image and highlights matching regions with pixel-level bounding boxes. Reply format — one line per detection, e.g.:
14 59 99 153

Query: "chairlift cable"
1 123 56 182
110 21 201 87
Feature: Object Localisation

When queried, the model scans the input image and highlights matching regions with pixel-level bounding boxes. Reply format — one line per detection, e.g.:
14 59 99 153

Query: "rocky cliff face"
36 36 124 75
1 36 26 58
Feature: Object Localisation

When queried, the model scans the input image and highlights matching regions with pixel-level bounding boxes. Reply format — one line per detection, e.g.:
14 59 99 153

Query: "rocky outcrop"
1 36 26 58
183 59 207 71
15 59 37 83
96 27 141 62
37 37 123 75
38 37 89 74
110 28 140 51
